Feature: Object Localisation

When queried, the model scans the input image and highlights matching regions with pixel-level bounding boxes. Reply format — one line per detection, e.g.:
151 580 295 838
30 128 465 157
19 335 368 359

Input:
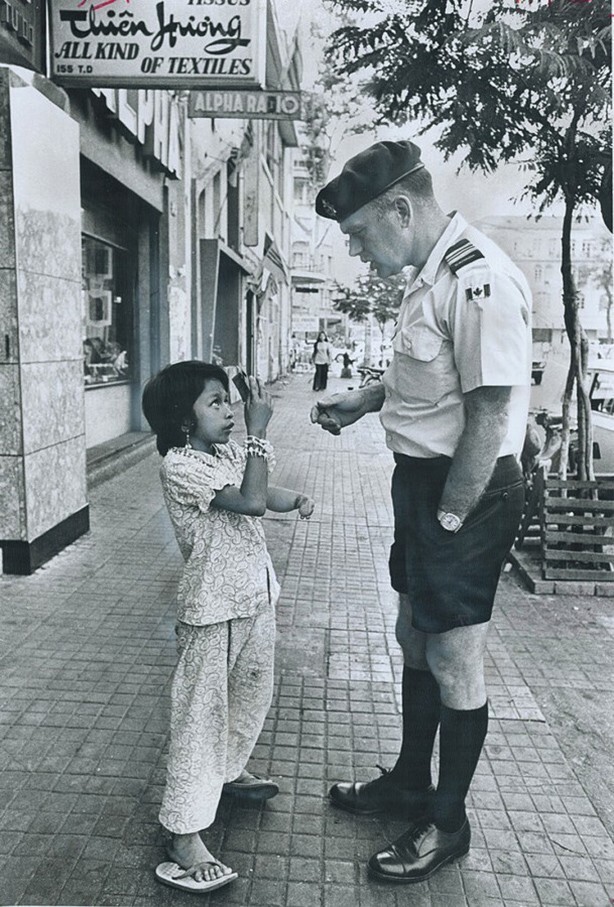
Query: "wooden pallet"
541 477 614 581
515 467 544 549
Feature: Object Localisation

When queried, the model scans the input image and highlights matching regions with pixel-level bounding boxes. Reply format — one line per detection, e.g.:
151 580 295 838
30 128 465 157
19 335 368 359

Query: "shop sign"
49 0 266 89
188 89 304 120
0 0 45 73
92 87 182 177
292 316 320 334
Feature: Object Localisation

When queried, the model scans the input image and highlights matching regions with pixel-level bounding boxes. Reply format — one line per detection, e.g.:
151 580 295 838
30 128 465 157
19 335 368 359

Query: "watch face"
441 512 462 532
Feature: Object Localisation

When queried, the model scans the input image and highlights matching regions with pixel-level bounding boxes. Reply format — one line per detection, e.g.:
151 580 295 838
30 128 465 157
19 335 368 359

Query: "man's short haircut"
372 167 435 215
142 360 229 456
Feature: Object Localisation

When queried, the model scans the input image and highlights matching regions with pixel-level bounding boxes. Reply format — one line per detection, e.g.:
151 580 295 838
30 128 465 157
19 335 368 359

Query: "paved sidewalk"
1 374 613 907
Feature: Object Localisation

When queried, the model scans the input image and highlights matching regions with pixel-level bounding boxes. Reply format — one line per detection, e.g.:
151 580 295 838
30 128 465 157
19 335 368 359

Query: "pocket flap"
397 326 443 362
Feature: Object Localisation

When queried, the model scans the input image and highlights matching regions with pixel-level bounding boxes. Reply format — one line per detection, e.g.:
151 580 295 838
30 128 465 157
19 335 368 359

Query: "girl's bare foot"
167 832 233 883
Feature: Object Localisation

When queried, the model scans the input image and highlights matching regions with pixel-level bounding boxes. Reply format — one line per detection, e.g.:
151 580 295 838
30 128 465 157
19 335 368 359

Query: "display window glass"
82 235 132 386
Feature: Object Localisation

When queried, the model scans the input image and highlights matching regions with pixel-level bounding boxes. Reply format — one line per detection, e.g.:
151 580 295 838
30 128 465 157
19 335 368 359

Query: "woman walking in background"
312 331 333 391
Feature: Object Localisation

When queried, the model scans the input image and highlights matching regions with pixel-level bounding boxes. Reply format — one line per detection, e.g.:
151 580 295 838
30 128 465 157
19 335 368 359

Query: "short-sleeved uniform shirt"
160 440 280 626
380 212 532 457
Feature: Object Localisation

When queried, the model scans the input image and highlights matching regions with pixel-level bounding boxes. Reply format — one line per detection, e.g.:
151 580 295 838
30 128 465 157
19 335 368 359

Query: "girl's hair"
142 360 229 456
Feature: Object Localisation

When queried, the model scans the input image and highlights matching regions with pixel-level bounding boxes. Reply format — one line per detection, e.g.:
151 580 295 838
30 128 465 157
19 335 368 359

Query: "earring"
183 426 192 448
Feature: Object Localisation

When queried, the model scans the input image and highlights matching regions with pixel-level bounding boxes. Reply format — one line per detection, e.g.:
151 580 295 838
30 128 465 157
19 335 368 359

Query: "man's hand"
310 386 385 435
439 385 511 521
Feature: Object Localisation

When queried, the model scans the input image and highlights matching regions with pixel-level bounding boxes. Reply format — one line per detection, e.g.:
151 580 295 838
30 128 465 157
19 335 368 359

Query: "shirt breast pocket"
392 325 451 403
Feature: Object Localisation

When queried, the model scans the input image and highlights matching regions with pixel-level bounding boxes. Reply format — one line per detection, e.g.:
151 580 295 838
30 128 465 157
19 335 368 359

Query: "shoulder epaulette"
444 239 485 275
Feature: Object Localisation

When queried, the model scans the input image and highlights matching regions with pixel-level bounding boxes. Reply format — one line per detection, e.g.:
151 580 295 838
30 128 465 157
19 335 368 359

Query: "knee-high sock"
433 702 489 832
389 666 441 791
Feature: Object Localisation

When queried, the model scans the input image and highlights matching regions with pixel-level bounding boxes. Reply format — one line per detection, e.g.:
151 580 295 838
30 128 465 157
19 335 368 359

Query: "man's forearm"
438 386 511 522
360 381 386 414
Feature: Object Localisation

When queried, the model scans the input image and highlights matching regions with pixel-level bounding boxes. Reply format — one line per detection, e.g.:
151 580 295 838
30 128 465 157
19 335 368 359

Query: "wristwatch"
437 510 463 533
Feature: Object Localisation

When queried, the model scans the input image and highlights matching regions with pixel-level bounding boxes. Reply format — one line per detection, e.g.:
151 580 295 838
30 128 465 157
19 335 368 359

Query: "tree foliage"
324 0 610 196
333 271 405 330
300 92 333 189
323 0 612 479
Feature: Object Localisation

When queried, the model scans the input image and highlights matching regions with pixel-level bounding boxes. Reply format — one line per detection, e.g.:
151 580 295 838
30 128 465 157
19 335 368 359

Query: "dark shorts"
389 454 524 634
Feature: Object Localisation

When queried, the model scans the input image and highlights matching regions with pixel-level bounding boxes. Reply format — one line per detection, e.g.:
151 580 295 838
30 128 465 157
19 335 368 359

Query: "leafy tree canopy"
333 271 405 328
323 0 611 213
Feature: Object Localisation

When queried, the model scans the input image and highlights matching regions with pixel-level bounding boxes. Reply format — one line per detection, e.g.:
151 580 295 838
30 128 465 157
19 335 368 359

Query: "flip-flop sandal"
222 771 279 800
155 860 238 893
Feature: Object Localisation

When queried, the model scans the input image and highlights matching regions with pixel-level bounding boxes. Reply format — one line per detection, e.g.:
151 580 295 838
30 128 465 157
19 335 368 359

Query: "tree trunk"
560 195 594 482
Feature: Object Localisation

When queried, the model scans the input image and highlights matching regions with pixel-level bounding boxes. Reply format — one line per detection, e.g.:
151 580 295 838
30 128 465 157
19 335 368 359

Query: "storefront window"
82 235 132 385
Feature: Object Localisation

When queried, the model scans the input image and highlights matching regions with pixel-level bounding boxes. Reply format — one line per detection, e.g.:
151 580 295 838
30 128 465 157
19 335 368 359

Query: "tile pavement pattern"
0 375 613 906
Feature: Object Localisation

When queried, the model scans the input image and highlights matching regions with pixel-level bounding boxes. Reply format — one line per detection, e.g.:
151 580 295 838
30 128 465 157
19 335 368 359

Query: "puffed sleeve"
161 450 233 512
449 264 532 393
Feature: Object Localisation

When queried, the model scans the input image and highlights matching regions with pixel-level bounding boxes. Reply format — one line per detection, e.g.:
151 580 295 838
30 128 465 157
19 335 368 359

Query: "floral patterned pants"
159 602 275 834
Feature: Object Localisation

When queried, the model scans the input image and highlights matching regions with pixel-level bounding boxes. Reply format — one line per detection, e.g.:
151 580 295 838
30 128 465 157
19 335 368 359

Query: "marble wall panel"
0 455 25 539
0 364 22 455
14 207 81 286
24 435 87 540
10 81 81 281
0 172 16 270
17 270 83 364
21 361 85 455
0 71 12 170
0 268 18 361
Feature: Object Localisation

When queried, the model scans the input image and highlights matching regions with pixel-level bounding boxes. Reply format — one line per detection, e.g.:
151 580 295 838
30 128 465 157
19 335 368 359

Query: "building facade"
477 215 613 367
0 1 302 573
290 148 352 370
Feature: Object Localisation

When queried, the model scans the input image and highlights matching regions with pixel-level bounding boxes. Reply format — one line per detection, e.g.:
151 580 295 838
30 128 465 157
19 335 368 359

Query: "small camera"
232 370 250 403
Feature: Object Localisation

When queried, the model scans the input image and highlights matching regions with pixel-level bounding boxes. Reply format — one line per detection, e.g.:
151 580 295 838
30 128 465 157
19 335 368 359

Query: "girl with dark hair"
142 361 314 894
311 331 332 391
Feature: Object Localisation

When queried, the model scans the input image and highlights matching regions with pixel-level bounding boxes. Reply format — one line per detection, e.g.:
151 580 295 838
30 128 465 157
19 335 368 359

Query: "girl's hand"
296 495 315 521
245 376 273 437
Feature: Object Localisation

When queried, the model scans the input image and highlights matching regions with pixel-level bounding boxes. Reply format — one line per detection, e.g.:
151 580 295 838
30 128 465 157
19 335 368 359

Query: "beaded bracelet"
245 436 273 460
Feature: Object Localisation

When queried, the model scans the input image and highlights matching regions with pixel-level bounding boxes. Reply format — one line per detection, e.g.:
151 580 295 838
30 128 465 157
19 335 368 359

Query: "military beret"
315 140 425 222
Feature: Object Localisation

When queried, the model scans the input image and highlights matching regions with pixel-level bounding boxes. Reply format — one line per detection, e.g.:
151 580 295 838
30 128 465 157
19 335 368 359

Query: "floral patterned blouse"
160 440 280 626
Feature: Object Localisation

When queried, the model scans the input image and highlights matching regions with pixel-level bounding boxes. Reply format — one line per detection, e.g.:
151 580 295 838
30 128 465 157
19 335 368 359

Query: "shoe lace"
407 819 433 844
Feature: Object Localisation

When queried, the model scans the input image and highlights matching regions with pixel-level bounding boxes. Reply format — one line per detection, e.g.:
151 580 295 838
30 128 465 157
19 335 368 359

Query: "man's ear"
393 195 412 227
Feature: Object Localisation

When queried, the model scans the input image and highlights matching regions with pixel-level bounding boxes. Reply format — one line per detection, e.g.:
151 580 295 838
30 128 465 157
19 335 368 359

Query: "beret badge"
320 198 337 218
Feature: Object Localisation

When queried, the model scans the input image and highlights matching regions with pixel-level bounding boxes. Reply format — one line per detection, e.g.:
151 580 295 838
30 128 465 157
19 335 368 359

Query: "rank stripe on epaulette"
444 239 485 274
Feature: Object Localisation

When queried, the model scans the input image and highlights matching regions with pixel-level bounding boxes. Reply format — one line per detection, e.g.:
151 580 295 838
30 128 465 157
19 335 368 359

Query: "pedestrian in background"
311 141 531 884
311 330 333 391
341 351 355 378
142 361 314 894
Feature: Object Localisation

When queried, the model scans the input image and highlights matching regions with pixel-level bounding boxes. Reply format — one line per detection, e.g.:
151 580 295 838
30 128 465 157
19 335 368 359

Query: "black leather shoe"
329 768 434 818
368 818 470 883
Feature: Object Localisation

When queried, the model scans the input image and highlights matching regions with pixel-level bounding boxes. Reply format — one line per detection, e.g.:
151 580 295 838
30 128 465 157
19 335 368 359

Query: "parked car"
588 361 614 474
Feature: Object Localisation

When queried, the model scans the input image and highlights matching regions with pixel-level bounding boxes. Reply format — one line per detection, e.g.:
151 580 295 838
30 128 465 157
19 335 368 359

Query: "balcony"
291 262 328 284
